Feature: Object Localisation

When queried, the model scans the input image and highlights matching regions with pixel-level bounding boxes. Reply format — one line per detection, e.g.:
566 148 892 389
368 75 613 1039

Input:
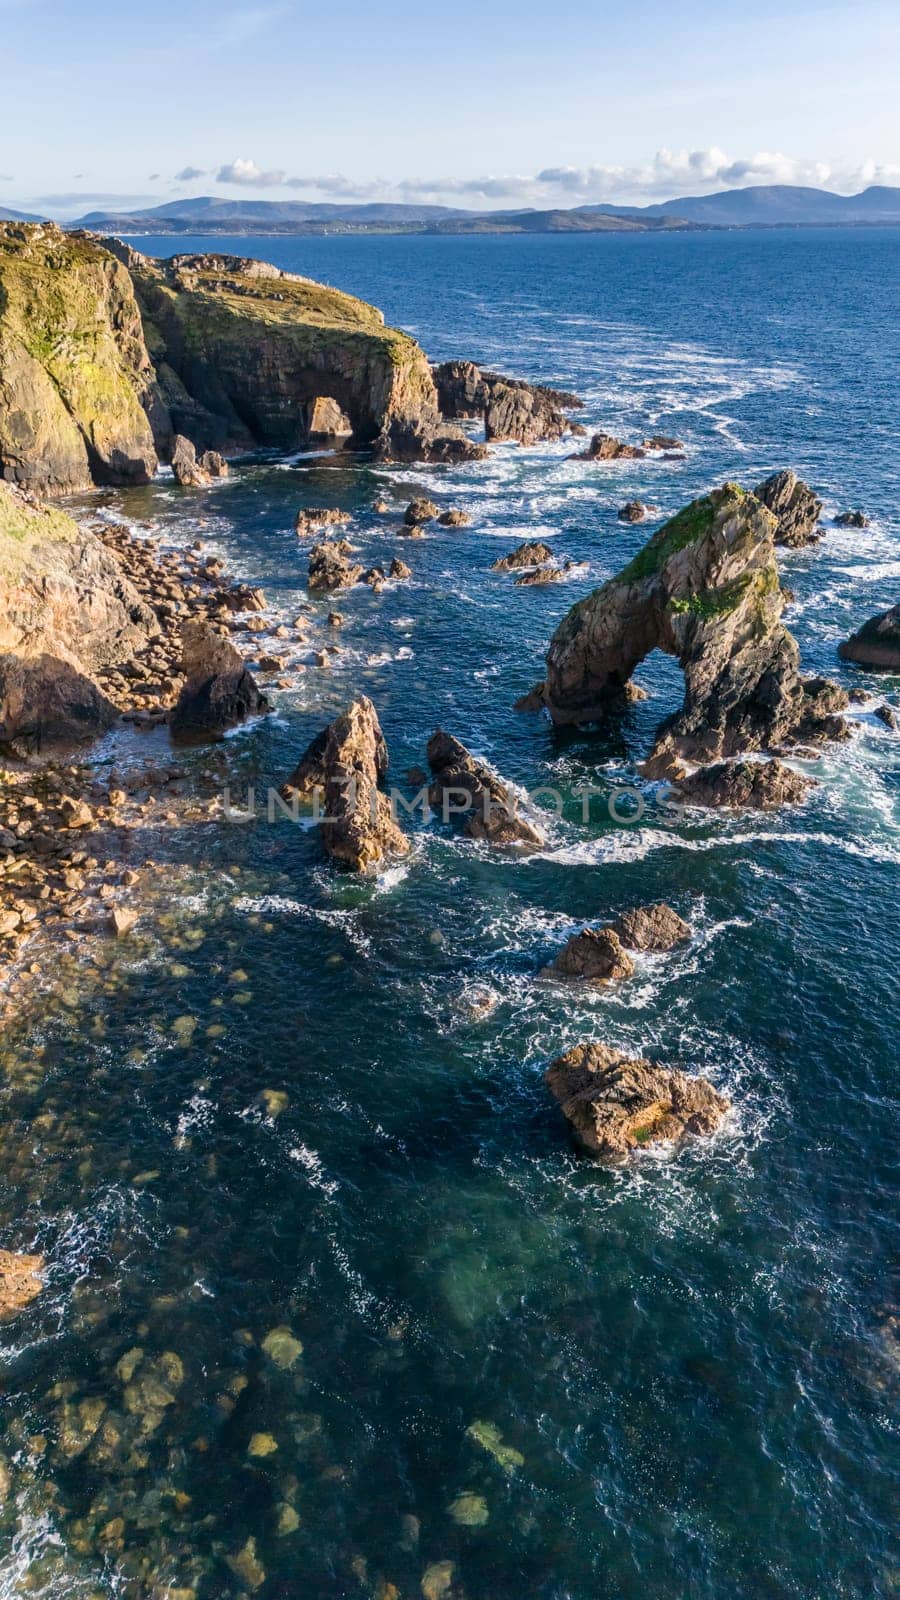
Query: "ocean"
1 228 897 1599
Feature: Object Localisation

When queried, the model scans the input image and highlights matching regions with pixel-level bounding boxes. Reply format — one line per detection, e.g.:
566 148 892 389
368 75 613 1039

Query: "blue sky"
2 0 899 215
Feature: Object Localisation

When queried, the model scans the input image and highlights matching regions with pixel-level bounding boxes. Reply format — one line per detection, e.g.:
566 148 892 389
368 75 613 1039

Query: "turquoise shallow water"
0 229 898 1598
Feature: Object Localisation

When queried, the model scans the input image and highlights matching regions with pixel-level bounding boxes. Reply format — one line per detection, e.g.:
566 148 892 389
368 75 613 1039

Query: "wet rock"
171 435 212 487
573 431 645 461
282 696 409 871
674 758 815 810
838 604 900 671
492 540 554 573
546 1042 729 1161
642 434 684 450
295 507 351 537
0 1249 44 1319
222 583 266 613
404 498 439 526
438 509 470 527
514 565 567 586
248 1432 279 1458
427 730 543 848
421 1563 456 1600
875 702 898 730
433 359 582 445
200 447 228 477
753 469 823 547
834 509 869 528
308 540 364 593
618 500 658 523
372 498 391 514
327 611 344 628
170 622 269 742
542 927 634 985
389 557 411 581
611 902 691 951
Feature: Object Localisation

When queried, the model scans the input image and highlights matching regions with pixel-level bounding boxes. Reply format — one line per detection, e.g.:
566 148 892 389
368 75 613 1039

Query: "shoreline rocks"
308 540 365 592
170 623 269 743
838 604 900 671
546 1042 730 1161
542 927 635 985
673 757 814 809
433 360 583 445
611 902 691 950
573 432 645 461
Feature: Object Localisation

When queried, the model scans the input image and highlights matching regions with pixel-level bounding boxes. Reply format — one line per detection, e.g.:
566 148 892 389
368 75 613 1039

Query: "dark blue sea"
1 229 897 1599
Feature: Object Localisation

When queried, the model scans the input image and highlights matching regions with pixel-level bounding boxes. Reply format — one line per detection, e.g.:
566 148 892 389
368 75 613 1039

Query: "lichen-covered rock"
530 484 847 782
492 540 554 572
838 603 900 670
674 758 815 809
574 432 645 461
427 729 544 847
546 1042 729 1161
433 360 582 445
0 224 158 492
542 927 635 984
0 1248 44 1319
308 539 364 592
170 621 268 742
282 696 409 871
754 469 823 548
611 902 691 951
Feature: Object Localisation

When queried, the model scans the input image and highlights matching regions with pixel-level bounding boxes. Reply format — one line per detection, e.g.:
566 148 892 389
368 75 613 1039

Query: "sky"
2 0 899 217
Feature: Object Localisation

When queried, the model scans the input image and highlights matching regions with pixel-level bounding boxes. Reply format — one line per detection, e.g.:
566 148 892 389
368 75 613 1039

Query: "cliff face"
0 224 158 492
116 247 444 458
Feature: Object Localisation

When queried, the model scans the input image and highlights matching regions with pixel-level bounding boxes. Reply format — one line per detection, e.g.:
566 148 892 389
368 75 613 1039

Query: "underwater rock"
110 905 139 937
542 927 635 985
227 1537 266 1591
546 1042 729 1161
0 1248 44 1318
283 695 409 871
838 603 900 671
421 1561 456 1600
261 1326 303 1368
247 1432 279 1458
170 622 268 742
465 1419 524 1474
447 1492 489 1527
427 729 544 848
611 902 691 951
753 469 823 548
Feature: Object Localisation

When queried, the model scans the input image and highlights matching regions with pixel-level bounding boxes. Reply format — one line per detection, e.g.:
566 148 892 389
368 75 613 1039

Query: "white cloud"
216 158 286 187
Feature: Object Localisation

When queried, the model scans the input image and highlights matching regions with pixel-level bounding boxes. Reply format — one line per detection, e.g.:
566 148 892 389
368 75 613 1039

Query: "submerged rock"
492 540 554 572
674 758 815 810
546 1042 729 1161
427 730 543 848
528 483 847 789
0 1248 44 1319
447 1492 489 1527
838 603 900 671
283 696 409 871
261 1326 303 1368
465 1419 524 1474
170 622 268 742
611 902 691 951
542 927 634 984
754 469 823 548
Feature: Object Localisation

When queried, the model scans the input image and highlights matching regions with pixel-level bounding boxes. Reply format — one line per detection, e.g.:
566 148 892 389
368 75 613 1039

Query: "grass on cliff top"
0 483 78 574
157 257 394 335
618 484 747 585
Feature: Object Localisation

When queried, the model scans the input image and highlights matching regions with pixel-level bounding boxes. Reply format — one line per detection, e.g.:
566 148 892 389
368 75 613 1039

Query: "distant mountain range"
5 185 900 236
0 205 45 223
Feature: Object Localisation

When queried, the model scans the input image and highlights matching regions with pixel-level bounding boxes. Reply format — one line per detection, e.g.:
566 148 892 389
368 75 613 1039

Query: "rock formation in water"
427 730 544 847
526 484 848 783
404 498 439 525
308 540 365 592
838 604 900 670
573 432 645 461
433 360 583 445
170 622 268 742
618 501 658 523
611 902 691 950
170 435 228 486
542 927 635 984
0 225 158 492
754 469 823 548
295 507 351 537
282 696 409 870
515 565 569 586
673 757 814 809
492 540 555 572
834 510 869 529
546 1042 729 1161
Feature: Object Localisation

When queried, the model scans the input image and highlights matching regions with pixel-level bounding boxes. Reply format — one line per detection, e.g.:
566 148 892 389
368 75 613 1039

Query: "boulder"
573 432 645 461
753 469 823 548
404 498 439 526
0 652 118 754
492 540 554 572
642 435 684 450
282 696 409 871
222 583 266 613
542 927 634 984
874 702 898 730
295 507 351 537
529 484 848 784
199 448 228 477
306 396 353 439
308 540 364 593
389 557 411 580
515 566 567 586
427 729 543 847
438 509 470 527
611 902 691 951
838 604 900 671
0 1249 44 1319
834 510 869 529
171 434 212 487
546 1042 729 1162
674 758 815 810
170 622 269 742
618 501 657 523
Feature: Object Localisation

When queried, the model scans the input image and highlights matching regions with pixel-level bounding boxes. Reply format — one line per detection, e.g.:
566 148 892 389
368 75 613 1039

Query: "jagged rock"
834 510 869 528
170 622 268 742
492 540 554 572
306 395 353 438
438 509 470 527
199 447 228 477
308 540 364 592
574 432 645 461
618 501 658 523
530 484 848 784
0 1249 44 1319
546 1042 729 1162
427 729 543 847
295 507 351 537
433 360 582 445
674 758 815 809
222 583 266 613
389 557 411 580
282 696 409 870
541 928 634 984
404 498 439 526
171 434 212 486
515 565 567 586
0 224 158 492
754 469 823 548
372 497 391 513
874 702 898 730
611 903 691 951
838 604 900 670
642 435 684 450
